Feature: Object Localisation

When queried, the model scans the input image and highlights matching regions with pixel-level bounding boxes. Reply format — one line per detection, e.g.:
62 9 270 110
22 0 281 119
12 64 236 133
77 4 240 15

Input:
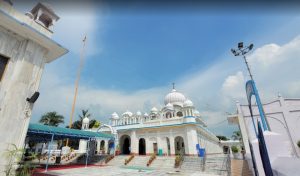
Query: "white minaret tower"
78 117 90 153
82 117 90 130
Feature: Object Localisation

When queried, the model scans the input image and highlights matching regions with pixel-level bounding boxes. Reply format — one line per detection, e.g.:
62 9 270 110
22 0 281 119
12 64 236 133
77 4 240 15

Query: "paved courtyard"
42 165 221 176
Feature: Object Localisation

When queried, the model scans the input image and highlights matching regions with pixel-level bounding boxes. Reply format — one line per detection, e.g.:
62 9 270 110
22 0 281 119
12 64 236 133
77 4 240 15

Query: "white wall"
0 26 47 171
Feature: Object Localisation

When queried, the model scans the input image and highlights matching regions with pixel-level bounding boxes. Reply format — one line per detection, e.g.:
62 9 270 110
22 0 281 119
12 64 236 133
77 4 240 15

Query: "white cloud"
221 71 245 108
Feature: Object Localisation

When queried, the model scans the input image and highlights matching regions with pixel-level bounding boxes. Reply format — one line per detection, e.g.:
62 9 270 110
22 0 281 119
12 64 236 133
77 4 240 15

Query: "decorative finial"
172 82 175 89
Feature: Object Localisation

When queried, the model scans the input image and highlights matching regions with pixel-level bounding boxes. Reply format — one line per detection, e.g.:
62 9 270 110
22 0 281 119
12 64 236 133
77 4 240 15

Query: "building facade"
82 88 222 156
228 94 300 175
228 94 300 156
0 1 67 172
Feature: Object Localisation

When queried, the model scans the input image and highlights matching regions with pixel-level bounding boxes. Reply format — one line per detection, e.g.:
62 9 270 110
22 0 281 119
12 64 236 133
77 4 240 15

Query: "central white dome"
164 89 186 106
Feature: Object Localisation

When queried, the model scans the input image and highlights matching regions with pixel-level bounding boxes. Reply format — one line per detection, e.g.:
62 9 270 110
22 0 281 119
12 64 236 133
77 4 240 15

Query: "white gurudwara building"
81 87 222 156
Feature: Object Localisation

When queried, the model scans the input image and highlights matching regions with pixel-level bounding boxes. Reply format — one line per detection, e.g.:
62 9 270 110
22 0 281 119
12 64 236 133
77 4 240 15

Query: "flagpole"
66 36 87 146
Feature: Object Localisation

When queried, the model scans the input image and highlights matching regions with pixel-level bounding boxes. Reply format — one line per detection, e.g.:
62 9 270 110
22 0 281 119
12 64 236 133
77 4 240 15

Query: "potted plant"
174 155 182 168
231 146 239 159
115 144 120 155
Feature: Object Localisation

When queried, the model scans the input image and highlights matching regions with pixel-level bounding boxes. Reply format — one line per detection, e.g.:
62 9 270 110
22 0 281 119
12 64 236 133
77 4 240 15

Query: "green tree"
232 131 242 141
216 135 229 141
39 111 64 127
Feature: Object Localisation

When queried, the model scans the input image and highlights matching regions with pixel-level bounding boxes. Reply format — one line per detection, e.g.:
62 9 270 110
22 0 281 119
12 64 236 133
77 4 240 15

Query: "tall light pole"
231 42 254 80
231 42 270 131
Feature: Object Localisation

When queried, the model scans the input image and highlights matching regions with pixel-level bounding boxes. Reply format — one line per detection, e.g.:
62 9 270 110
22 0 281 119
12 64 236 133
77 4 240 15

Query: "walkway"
33 165 221 176
231 159 253 176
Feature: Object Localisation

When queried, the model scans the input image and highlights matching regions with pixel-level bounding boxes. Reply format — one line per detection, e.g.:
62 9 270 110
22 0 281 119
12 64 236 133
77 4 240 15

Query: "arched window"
177 111 183 117
166 112 172 118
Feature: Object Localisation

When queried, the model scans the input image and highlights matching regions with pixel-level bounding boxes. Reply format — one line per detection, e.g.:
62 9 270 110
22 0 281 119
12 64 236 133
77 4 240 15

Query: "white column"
146 136 153 155
97 140 100 154
131 130 138 154
79 139 87 153
236 101 251 154
186 127 198 155
157 134 162 155
104 140 109 154
169 136 175 156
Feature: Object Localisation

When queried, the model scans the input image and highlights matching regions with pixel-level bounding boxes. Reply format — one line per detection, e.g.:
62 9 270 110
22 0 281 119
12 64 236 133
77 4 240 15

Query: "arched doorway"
100 140 105 150
120 135 131 154
174 136 185 155
108 139 114 155
139 138 146 155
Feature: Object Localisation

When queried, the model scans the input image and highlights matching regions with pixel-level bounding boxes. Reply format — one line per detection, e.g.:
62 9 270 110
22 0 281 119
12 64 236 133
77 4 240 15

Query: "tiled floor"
37 165 221 176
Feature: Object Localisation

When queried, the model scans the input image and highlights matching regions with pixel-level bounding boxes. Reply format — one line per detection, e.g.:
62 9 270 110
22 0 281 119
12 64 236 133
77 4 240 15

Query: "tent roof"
27 123 114 142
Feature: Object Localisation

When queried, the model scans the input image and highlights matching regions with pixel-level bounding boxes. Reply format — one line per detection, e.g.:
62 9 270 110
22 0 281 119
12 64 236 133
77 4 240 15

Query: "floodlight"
238 42 243 49
249 44 254 50
231 49 236 55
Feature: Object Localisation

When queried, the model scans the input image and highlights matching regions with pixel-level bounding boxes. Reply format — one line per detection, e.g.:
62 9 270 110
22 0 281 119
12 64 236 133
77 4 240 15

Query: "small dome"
194 110 200 116
82 117 89 124
111 112 119 119
123 110 133 117
151 107 158 113
144 113 149 117
164 89 186 106
136 111 142 116
183 99 194 107
165 103 174 110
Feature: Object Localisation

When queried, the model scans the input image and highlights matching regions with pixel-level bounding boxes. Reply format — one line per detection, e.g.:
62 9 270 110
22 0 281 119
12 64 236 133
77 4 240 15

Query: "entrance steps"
150 156 175 169
107 155 128 166
180 154 230 175
180 156 203 171
75 154 107 165
204 154 229 175
127 155 149 167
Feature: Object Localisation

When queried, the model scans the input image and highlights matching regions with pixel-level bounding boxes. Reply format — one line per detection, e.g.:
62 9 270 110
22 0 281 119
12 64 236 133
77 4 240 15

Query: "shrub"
231 146 239 153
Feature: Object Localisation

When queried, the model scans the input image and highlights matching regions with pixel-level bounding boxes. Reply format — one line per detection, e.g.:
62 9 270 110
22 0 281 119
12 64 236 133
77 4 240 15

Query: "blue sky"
16 1 300 137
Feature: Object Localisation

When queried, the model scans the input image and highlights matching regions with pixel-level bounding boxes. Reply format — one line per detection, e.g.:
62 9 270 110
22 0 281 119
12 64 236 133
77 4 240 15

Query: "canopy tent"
27 123 114 142
26 123 114 171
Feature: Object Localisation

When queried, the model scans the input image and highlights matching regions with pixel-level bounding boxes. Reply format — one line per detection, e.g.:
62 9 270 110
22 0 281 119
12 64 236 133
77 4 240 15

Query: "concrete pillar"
104 139 109 154
186 127 198 155
79 139 87 153
97 140 100 154
169 136 175 156
146 137 153 155
131 130 138 154
236 101 251 154
157 136 163 155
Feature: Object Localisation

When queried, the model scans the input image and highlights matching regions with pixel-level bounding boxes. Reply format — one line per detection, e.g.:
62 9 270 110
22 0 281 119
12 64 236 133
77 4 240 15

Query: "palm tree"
39 111 64 127
232 131 242 141
79 109 91 120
